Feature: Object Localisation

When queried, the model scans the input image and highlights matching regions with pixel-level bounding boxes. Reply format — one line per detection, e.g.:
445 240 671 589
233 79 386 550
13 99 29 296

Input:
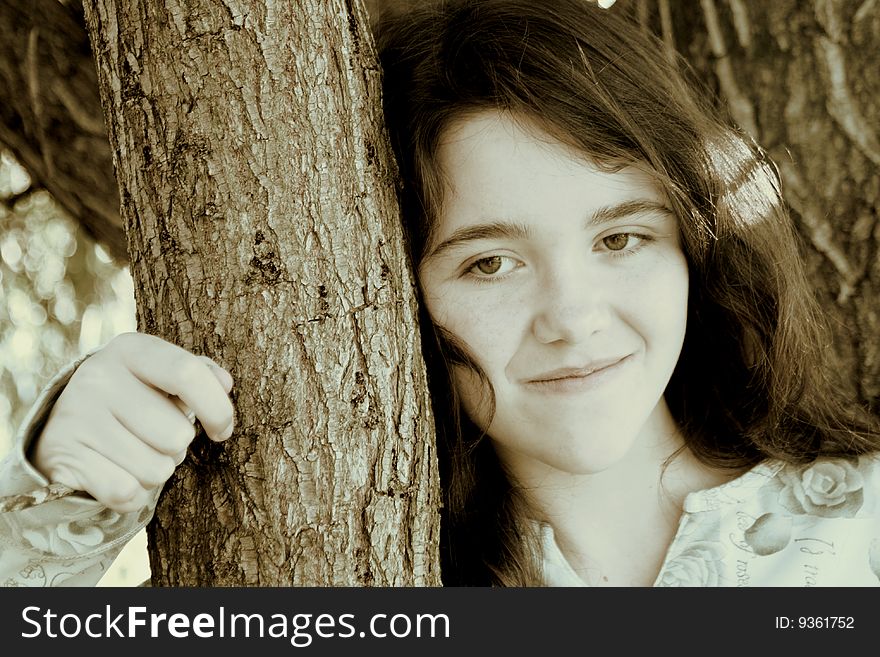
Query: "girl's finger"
80 411 179 490
107 374 198 456
55 444 155 514
114 334 235 441
197 355 234 393
173 449 188 466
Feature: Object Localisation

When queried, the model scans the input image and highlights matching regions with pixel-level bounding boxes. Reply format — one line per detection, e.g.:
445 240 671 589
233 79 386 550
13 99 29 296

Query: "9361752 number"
775 616 855 629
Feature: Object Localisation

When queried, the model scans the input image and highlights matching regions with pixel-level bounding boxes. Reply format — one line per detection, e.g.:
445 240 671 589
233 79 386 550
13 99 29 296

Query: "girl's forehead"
435 110 662 200
436 112 665 209
438 111 585 167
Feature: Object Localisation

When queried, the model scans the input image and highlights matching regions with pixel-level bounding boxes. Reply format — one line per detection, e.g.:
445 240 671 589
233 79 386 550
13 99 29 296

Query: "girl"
2 0 879 587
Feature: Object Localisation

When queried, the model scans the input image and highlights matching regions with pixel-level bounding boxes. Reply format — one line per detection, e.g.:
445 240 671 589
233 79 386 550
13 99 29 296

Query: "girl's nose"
531 266 610 345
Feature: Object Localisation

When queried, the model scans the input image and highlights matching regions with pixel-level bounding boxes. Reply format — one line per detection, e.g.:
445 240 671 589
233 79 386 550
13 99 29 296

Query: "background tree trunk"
81 0 440 586
660 0 880 410
0 0 125 261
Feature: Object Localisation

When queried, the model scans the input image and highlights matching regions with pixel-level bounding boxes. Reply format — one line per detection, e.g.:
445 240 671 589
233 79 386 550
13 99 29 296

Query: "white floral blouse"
2 362 879 587
0 361 157 587
542 454 880 586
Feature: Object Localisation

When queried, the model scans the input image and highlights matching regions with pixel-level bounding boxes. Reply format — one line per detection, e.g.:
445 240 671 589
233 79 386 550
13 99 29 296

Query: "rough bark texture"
660 0 880 410
0 0 125 261
82 0 441 586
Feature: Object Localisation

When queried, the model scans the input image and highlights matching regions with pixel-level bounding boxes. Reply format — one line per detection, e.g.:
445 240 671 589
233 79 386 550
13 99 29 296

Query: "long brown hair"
373 0 880 585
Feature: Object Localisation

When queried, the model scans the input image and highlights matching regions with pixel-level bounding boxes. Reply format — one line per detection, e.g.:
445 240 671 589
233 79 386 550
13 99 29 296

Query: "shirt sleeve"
0 358 157 587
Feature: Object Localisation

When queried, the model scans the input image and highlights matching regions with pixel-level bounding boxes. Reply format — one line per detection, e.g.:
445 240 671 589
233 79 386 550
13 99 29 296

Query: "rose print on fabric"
656 540 726 586
19 562 46 584
777 458 864 518
743 513 793 556
2 562 46 587
18 508 126 557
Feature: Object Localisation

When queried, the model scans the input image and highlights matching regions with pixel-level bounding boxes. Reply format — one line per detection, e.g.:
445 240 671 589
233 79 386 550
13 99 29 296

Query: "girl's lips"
524 355 631 393
527 355 629 383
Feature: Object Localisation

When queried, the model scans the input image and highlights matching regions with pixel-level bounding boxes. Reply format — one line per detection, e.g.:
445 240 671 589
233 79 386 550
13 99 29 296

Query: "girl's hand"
31 332 236 513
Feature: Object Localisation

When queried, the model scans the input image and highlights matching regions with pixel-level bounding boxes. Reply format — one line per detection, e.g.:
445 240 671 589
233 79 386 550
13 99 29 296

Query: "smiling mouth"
527 356 629 384
523 355 631 392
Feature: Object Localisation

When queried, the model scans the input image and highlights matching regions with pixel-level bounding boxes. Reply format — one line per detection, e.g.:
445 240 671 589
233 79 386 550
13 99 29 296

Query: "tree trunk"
81 0 441 586
0 0 125 261
659 0 880 410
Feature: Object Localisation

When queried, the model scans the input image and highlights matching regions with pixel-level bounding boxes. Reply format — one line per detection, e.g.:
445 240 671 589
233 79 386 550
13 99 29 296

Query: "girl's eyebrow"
425 221 533 261
425 198 673 260
588 199 673 227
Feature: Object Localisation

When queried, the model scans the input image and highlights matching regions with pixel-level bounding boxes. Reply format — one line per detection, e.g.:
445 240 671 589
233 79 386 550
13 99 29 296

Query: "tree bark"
81 0 440 586
0 0 125 261
660 0 880 410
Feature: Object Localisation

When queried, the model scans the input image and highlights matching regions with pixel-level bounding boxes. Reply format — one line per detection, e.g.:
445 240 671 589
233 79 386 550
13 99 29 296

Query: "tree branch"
0 186 38 212
0 0 125 261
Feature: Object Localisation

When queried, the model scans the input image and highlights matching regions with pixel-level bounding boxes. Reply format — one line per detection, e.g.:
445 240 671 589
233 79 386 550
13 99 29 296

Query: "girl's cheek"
451 364 494 431
419 284 457 329
424 277 527 369
456 291 515 338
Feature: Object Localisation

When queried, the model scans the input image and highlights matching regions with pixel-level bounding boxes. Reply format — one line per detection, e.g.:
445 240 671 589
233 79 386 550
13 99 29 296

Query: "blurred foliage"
0 149 135 456
0 148 144 586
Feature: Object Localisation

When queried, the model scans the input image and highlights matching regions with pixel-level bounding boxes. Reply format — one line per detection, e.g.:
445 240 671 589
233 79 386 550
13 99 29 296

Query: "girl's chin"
490 434 642 477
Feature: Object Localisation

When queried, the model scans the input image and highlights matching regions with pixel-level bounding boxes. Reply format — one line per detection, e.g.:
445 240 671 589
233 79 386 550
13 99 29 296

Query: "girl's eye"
602 233 635 251
599 232 655 255
466 255 518 278
475 256 504 274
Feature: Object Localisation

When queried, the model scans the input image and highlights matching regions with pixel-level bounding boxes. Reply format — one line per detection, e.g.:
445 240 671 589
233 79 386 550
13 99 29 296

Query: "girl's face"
418 111 689 479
